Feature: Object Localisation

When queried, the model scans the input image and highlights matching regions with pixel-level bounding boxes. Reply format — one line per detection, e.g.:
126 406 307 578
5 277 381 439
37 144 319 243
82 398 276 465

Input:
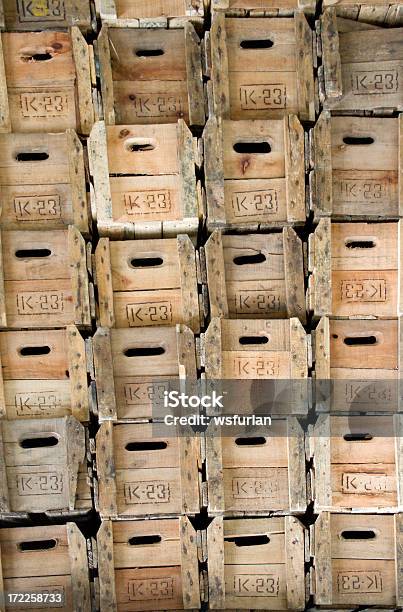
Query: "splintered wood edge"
178 120 199 223
313 511 332 605
285 516 305 610
204 318 222 378
0 423 10 511
284 229 306 323
210 12 230 118
287 418 307 512
285 115 306 224
95 238 115 327
205 425 224 514
321 8 343 100
177 323 198 379
88 121 113 225
295 12 315 122
67 522 91 612
96 421 118 518
65 416 86 511
93 328 117 420
203 116 226 229
312 414 331 511
71 27 94 136
97 521 118 612
313 112 332 217
206 517 225 609
205 230 229 318
0 34 10 132
0 232 7 327
185 23 205 127
180 517 201 608
180 434 201 515
67 325 90 422
68 226 91 327
178 235 201 334
67 130 89 235
97 26 116 125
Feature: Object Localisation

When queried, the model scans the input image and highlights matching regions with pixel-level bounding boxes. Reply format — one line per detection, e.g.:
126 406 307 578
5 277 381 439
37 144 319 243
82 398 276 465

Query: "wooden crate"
206 13 316 121
313 317 402 413
0 416 92 517
0 29 94 134
0 130 89 233
207 516 307 610
96 421 201 518
0 326 90 421
0 522 91 611
93 325 197 422
322 1 403 26
204 116 306 231
95 235 203 332
317 8 403 114
97 22 204 128
205 416 306 515
97 518 201 611
308 219 402 319
310 414 403 512
0 0 92 31
204 229 306 323
0 227 91 330
312 512 403 607
310 112 403 221
211 0 316 16
88 121 202 239
97 0 204 25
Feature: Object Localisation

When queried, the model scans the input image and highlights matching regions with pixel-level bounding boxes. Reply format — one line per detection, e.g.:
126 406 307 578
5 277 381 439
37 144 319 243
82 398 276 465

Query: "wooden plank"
321 8 343 99
67 129 89 235
205 230 229 318
400 114 403 217
284 227 306 322
312 415 331 510
177 119 199 231
96 421 118 518
88 121 113 229
93 328 117 421
99 0 118 20
71 27 94 136
395 513 403 606
295 12 315 122
285 516 305 610
185 22 204 127
312 111 332 218
204 115 226 230
180 516 201 609
180 434 201 515
207 517 225 610
0 232 7 327
285 114 306 224
205 426 224 514
210 12 230 118
95 238 114 328
67 522 91 612
314 512 332 605
309 218 332 318
178 234 201 333
288 418 307 512
0 422 10 512
67 325 90 423
97 26 116 125
0 33 10 133
97 521 117 612
68 225 91 328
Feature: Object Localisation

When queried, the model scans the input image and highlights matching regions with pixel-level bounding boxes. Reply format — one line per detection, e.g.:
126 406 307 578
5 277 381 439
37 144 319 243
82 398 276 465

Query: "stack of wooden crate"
0 6 96 610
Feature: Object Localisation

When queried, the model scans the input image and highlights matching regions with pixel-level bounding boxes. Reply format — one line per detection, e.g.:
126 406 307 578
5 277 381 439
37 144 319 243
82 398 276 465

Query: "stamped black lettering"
240 84 286 110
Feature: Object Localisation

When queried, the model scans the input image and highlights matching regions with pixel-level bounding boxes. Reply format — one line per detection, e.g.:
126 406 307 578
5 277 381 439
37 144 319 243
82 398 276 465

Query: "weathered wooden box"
205 416 306 515
210 0 316 16
93 325 197 421
97 23 204 127
0 416 92 517
0 130 89 233
0 0 92 31
313 317 402 413
312 512 403 607
95 235 203 332
97 0 204 26
0 326 90 421
96 421 201 518
206 13 315 121
207 516 307 610
318 8 403 114
0 523 91 611
310 414 403 512
0 227 91 330
308 219 402 319
204 116 306 231
322 1 403 26
88 121 202 239
97 518 201 611
204 229 306 323
0 29 94 134
310 112 403 221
